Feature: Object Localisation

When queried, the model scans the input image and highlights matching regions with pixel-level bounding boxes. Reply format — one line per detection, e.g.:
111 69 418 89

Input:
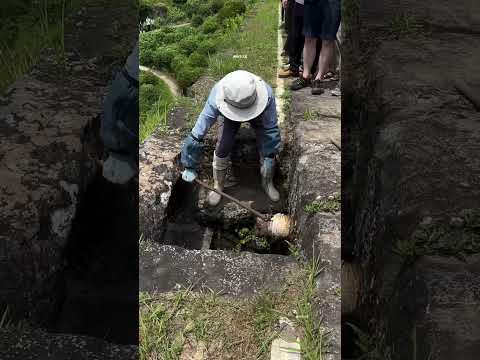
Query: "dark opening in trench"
50 172 138 345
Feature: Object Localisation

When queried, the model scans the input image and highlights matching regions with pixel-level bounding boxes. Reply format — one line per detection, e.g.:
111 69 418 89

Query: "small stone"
450 217 464 228
270 338 301 360
420 216 433 227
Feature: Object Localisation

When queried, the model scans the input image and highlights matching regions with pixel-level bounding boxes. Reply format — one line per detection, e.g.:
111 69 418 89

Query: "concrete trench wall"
140 124 287 249
344 1 480 358
0 0 136 332
283 88 341 358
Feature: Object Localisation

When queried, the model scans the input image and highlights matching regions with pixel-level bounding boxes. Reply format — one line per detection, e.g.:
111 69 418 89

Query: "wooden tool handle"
194 178 269 221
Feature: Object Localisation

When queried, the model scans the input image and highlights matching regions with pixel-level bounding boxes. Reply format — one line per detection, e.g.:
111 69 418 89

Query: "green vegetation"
286 240 302 259
236 227 270 251
281 89 293 115
388 13 424 39
140 0 251 91
139 0 278 139
217 0 246 22
180 0 279 129
206 0 278 84
303 108 321 121
393 209 480 263
296 254 329 359
341 0 359 35
304 193 341 215
140 70 175 142
0 0 73 92
139 252 330 359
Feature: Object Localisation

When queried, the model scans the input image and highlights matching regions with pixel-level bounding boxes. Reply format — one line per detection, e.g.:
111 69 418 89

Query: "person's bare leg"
302 37 317 79
315 39 335 80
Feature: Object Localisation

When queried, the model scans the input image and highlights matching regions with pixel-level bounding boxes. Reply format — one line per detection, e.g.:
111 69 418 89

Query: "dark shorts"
215 116 264 158
303 0 341 40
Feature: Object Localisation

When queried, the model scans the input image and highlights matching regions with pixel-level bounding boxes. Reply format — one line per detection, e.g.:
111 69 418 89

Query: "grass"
286 240 302 259
139 288 287 359
140 70 175 142
296 253 329 360
388 13 425 39
206 0 278 85
281 89 293 115
304 193 341 215
139 252 331 359
0 0 72 93
303 108 321 122
140 0 279 138
183 0 279 130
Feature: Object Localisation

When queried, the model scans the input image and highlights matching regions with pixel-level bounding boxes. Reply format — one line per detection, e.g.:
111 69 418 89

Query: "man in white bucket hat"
181 70 281 205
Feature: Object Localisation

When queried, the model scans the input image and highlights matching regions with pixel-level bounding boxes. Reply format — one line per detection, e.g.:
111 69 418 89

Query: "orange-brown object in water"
193 178 292 238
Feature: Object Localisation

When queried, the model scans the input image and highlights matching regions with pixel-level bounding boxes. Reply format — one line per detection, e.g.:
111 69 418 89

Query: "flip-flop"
319 71 339 82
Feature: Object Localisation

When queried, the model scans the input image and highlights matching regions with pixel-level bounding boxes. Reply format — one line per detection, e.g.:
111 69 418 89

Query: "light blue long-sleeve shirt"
181 80 281 169
191 82 279 141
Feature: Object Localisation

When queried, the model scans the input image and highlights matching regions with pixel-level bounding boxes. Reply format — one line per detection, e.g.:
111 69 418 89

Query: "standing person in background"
281 0 295 56
290 0 341 95
279 0 305 78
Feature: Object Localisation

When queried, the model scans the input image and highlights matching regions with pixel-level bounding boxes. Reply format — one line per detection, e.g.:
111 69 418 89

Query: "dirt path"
172 22 190 28
139 65 181 97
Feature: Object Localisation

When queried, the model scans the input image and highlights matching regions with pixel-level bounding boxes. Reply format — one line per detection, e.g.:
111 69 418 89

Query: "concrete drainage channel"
159 129 291 256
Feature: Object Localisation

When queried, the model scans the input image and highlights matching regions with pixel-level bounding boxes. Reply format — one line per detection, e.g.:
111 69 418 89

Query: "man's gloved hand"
182 168 197 183
102 152 136 184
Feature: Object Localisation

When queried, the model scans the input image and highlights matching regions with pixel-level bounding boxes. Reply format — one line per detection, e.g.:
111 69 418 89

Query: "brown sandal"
319 71 339 82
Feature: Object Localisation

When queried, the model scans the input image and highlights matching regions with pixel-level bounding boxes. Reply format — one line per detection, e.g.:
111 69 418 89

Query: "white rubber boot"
260 157 280 202
207 153 232 206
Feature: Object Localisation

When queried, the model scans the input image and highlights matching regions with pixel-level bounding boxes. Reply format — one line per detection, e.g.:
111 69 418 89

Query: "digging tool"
193 178 292 238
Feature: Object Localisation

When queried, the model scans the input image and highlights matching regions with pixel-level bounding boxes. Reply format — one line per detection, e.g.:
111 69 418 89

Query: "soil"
0 0 138 354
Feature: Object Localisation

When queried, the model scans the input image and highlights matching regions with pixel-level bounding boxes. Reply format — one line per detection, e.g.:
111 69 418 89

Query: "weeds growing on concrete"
236 227 270 252
304 193 341 215
303 108 321 122
281 89 293 115
295 253 330 360
286 240 302 259
388 13 424 39
393 209 480 264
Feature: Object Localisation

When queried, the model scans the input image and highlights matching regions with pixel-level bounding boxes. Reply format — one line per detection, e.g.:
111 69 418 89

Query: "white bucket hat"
215 70 269 122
